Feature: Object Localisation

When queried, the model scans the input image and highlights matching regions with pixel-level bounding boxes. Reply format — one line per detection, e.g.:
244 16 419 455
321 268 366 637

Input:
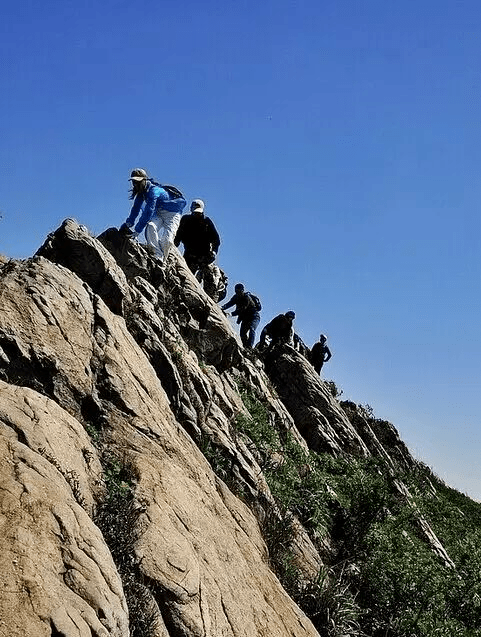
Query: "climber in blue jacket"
121 168 186 263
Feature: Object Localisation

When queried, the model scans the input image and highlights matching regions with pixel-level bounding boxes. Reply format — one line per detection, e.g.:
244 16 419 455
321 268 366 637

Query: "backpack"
152 181 186 213
200 264 228 303
216 267 228 303
162 184 185 200
247 293 262 311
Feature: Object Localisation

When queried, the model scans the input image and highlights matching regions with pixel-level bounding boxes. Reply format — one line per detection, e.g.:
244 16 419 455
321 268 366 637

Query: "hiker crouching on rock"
258 311 296 349
121 168 186 264
309 334 332 375
221 283 261 348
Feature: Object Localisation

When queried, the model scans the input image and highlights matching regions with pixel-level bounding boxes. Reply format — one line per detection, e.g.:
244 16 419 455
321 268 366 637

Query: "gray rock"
0 219 455 636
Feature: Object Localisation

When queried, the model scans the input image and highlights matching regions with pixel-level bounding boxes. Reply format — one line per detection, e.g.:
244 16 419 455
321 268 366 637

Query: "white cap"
191 199 205 213
129 168 149 181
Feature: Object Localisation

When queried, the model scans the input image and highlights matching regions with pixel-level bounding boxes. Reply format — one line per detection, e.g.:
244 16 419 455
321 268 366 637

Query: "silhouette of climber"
121 168 186 264
310 334 332 375
221 283 261 348
258 311 296 348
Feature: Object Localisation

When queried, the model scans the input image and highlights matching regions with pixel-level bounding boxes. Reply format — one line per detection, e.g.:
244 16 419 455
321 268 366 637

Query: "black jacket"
222 292 259 321
310 342 332 365
264 314 293 340
174 214 220 255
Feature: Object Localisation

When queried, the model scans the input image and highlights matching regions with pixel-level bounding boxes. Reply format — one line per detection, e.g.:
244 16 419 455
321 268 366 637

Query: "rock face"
0 219 452 636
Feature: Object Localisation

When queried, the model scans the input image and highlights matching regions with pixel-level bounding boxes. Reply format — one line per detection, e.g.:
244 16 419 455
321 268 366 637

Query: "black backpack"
247 293 262 311
150 180 185 201
162 184 185 200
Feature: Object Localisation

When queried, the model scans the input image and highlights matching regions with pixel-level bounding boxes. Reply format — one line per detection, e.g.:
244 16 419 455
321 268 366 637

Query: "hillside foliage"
217 387 481 637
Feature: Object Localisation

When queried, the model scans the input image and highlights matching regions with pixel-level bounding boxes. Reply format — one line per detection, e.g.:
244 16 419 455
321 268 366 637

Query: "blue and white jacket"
125 181 186 234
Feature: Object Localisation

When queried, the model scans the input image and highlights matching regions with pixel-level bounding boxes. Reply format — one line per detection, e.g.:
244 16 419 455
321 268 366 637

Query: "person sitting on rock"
309 333 332 375
174 199 220 274
121 168 186 264
221 283 261 348
258 311 296 348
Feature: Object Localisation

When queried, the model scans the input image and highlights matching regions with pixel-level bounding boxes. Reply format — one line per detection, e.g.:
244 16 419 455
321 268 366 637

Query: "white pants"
145 210 181 261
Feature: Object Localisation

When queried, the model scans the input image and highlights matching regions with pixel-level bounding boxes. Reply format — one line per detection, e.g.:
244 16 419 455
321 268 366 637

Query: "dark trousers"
240 313 260 348
184 252 214 274
313 361 324 375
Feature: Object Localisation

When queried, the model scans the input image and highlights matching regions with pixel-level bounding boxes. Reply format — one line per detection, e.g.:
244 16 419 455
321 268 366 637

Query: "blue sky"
1 0 480 497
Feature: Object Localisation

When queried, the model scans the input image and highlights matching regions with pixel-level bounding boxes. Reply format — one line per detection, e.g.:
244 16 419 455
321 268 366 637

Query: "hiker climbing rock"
174 199 226 301
121 168 186 264
258 311 296 348
174 199 220 273
309 334 332 375
221 283 261 348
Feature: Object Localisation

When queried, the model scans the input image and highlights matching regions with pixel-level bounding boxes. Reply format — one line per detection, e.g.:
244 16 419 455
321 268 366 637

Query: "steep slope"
0 219 472 636
0 221 320 636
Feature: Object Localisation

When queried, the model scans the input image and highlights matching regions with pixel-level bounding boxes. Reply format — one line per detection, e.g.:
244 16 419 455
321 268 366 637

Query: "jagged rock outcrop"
263 347 454 568
0 219 454 635
0 222 319 636
263 346 372 457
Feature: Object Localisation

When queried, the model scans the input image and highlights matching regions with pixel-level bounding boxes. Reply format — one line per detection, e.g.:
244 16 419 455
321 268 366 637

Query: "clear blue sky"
1 0 480 498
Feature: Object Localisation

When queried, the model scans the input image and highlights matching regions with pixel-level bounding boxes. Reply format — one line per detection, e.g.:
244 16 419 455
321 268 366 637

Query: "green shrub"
200 434 240 494
95 455 159 637
294 566 362 637
325 380 343 399
208 387 481 636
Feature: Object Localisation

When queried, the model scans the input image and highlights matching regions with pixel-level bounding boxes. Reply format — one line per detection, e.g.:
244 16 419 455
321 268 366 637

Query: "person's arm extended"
134 185 168 234
208 218 220 253
125 193 143 228
221 295 237 310
174 216 186 247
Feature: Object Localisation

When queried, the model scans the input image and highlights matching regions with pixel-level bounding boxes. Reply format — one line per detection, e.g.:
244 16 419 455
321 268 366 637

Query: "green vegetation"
95 454 160 637
200 433 240 494
228 388 481 637
84 422 101 444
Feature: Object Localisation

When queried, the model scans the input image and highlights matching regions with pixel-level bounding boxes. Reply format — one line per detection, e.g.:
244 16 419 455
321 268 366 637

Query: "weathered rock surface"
0 223 319 636
0 219 453 635
0 382 127 637
263 345 371 457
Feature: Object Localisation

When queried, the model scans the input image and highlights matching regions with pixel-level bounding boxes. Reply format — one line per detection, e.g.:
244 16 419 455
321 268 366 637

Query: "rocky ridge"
0 219 453 636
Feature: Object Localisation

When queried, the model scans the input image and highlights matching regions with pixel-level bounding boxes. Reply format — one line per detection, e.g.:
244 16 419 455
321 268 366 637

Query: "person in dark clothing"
293 332 310 358
310 334 332 375
221 283 261 348
258 311 296 348
174 199 220 275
